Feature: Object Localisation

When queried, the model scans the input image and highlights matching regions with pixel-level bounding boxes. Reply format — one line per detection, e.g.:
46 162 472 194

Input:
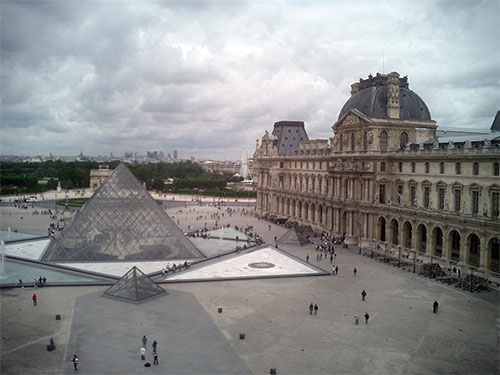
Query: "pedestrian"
433 301 439 313
306 254 309 263
364 312 370 324
314 304 318 315
309 303 313 315
330 254 333 263
42 276 47 286
142 335 147 348
361 289 367 301
33 279 38 289
72 354 79 371
140 346 146 360
335 265 339 275
353 267 357 276
152 340 157 353
49 337 56 350
332 265 335 276
274 236 277 243
269 224 271 231
354 315 359 325
32 293 37 306
153 350 158 365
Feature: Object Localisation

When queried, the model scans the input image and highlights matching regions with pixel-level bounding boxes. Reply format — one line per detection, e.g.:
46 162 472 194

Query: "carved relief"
366 131 374 144
343 113 358 125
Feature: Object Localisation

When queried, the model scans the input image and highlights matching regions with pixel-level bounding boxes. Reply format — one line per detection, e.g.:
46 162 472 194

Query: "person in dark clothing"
314 304 319 315
433 301 439 313
309 303 313 315
361 289 367 301
364 312 370 324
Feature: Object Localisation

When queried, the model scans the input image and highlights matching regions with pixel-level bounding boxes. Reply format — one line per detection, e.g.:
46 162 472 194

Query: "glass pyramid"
103 266 166 304
277 227 310 246
41 163 205 262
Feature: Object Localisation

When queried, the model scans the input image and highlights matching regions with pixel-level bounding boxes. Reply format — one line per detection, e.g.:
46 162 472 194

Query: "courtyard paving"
1 200 499 374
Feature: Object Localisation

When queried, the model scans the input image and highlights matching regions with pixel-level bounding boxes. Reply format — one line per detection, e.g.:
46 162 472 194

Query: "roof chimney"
387 72 400 119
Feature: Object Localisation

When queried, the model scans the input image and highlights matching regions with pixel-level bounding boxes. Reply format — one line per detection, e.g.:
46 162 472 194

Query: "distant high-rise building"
159 151 165 158
124 152 133 158
167 153 172 159
173 150 178 159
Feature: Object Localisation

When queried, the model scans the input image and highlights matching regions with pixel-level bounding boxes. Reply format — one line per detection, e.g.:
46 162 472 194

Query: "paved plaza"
1 200 499 374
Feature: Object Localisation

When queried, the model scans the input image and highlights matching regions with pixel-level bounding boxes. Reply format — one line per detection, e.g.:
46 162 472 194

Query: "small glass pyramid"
41 163 205 262
277 227 310 246
103 266 166 304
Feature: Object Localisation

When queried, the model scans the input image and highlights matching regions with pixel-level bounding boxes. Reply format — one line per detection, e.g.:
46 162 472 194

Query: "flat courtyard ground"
1 201 499 374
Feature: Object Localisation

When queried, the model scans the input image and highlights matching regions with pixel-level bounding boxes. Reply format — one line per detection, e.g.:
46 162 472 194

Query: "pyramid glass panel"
42 164 205 262
277 227 310 246
103 266 166 304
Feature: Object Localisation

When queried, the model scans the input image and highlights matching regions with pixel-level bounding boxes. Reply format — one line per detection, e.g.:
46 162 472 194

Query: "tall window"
425 162 430 173
363 131 368 150
473 162 479 176
492 192 499 218
494 162 499 176
351 132 355 151
340 134 343 152
379 184 386 204
397 184 403 204
472 191 479 215
440 162 445 174
400 132 408 149
398 162 403 172
380 131 388 151
411 162 416 173
454 189 461 212
380 162 386 172
410 186 416 206
438 188 445 210
424 187 430 208
456 162 461 174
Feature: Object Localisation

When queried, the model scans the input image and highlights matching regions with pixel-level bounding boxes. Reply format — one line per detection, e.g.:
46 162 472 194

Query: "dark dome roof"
338 80 431 121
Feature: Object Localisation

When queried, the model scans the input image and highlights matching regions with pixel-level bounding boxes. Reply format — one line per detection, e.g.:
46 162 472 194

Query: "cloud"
1 0 498 159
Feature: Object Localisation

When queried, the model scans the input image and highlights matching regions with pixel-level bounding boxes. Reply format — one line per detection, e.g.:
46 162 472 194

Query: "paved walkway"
1 203 499 374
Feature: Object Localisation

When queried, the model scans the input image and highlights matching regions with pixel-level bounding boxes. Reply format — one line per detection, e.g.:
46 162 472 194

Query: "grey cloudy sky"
1 0 498 160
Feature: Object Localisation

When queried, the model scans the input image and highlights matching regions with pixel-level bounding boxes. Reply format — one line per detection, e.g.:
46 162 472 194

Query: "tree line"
0 160 243 195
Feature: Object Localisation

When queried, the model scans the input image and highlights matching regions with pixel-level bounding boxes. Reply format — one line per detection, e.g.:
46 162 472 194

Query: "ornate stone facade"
254 72 500 278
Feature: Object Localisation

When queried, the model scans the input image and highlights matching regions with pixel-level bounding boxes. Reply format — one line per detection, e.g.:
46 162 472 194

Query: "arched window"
400 132 408 149
351 132 355 151
425 162 430 173
473 162 479 176
380 131 388 151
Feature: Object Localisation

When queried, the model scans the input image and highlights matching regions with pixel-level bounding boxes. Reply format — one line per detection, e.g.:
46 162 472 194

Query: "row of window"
339 131 408 151
378 183 500 218
380 161 500 176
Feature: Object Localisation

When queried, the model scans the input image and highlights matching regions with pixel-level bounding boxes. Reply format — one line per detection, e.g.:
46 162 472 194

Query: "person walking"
354 315 359 325
433 301 439 313
72 354 79 371
335 265 339 275
306 254 309 263
140 346 146 360
364 312 370 324
142 335 147 348
309 303 314 315
361 289 367 301
353 267 357 276
152 340 157 353
153 350 159 365
32 293 37 306
314 304 319 315
49 337 56 350
332 265 335 276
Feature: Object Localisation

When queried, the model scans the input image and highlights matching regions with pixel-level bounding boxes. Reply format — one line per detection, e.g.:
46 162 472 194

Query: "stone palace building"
253 72 500 278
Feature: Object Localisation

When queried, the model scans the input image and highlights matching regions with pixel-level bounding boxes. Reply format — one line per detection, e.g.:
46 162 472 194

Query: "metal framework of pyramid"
102 266 167 304
277 227 310 246
41 163 205 262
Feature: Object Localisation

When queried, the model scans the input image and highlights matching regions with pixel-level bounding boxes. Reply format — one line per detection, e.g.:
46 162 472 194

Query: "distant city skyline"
1 1 498 159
